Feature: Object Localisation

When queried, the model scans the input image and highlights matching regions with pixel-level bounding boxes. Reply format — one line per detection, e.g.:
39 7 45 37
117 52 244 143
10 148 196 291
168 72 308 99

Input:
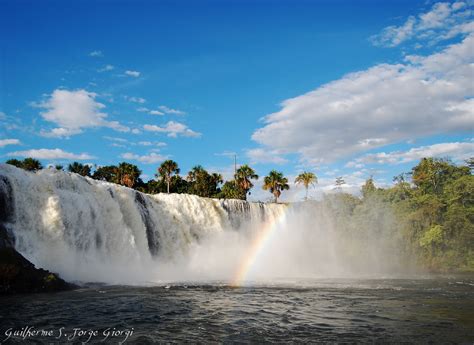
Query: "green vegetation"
67 162 91 177
295 171 317 200
157 160 180 194
3 156 473 272
234 164 259 200
322 157 473 273
6 158 42 171
263 170 290 203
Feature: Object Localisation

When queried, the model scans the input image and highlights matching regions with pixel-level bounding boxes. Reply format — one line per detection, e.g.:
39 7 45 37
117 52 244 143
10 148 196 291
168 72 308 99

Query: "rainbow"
230 207 288 286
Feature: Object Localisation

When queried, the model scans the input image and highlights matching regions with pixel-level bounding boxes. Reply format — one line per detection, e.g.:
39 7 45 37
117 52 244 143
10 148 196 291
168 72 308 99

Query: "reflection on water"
0 278 473 343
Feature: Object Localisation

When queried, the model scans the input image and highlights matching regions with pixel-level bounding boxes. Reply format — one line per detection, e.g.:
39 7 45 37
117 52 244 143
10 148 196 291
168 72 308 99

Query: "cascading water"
0 164 285 284
0 164 409 285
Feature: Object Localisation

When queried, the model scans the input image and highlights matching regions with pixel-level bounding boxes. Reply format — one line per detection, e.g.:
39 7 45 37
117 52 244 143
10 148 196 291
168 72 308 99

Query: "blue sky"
0 0 473 201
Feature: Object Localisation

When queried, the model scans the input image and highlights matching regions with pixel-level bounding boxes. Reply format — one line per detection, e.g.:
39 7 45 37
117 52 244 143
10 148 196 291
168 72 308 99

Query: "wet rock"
0 246 76 294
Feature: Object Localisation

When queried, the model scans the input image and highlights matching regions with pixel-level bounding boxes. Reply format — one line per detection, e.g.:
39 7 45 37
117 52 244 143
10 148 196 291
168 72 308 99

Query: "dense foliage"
321 158 473 273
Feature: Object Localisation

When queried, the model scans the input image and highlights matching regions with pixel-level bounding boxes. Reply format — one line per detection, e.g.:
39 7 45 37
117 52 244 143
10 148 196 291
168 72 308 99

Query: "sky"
0 0 473 202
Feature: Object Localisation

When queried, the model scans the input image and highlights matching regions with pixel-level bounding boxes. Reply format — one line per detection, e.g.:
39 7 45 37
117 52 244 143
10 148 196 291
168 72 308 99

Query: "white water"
0 164 408 285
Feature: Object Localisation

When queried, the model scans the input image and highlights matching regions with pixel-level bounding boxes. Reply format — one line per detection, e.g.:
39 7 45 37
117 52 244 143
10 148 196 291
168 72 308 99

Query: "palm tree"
157 160 180 193
235 164 258 200
67 162 91 177
187 165 205 183
117 162 142 188
295 171 317 200
21 158 43 171
263 170 289 203
211 172 223 186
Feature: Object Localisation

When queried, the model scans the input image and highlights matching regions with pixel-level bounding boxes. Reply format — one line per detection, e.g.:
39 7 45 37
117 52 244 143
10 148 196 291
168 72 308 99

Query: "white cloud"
246 148 288 165
38 89 130 138
121 152 167 164
98 64 114 72
252 34 474 164
89 50 103 57
158 105 185 115
8 148 95 160
137 107 164 115
214 150 237 158
0 139 21 147
103 136 166 148
137 141 166 147
103 136 128 143
125 96 146 104
143 121 201 138
149 110 164 115
125 70 140 77
370 1 473 47
349 141 474 166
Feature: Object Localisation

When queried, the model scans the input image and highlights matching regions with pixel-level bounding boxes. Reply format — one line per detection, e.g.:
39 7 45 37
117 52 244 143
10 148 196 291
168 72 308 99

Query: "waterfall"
0 164 285 284
0 164 410 284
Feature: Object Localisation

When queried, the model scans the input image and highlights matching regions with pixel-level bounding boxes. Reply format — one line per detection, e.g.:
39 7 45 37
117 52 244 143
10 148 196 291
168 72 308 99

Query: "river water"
1 277 473 344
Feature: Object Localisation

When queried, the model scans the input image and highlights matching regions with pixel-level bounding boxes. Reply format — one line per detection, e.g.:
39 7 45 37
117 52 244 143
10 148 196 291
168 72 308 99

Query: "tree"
55 165 64 171
157 160 180 194
5 159 23 169
7 158 43 171
334 177 345 191
295 171 317 200
361 176 377 199
67 162 91 177
411 157 469 195
92 165 119 183
219 180 243 199
263 170 289 203
186 166 222 197
466 157 474 172
22 158 43 171
116 162 142 188
234 164 259 200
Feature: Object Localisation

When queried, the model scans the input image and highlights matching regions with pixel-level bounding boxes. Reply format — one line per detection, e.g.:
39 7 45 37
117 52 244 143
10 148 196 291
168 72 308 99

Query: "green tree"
295 171 317 200
235 164 258 200
67 162 91 177
23 158 43 171
92 165 118 183
157 160 180 194
116 162 142 188
12 158 43 171
219 180 243 199
55 164 64 171
411 157 470 195
361 177 377 199
263 170 289 203
187 166 222 197
5 159 24 169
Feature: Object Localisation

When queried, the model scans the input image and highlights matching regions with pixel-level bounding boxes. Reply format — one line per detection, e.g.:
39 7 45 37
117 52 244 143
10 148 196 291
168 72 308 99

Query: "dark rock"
0 174 76 294
0 245 76 295
0 224 76 294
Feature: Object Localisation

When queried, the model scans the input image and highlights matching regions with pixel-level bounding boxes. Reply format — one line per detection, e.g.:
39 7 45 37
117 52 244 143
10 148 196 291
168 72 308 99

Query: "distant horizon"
1 0 473 202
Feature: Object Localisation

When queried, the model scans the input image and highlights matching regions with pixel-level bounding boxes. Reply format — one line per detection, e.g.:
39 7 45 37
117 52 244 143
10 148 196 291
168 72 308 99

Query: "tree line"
5 158 317 202
322 157 473 272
